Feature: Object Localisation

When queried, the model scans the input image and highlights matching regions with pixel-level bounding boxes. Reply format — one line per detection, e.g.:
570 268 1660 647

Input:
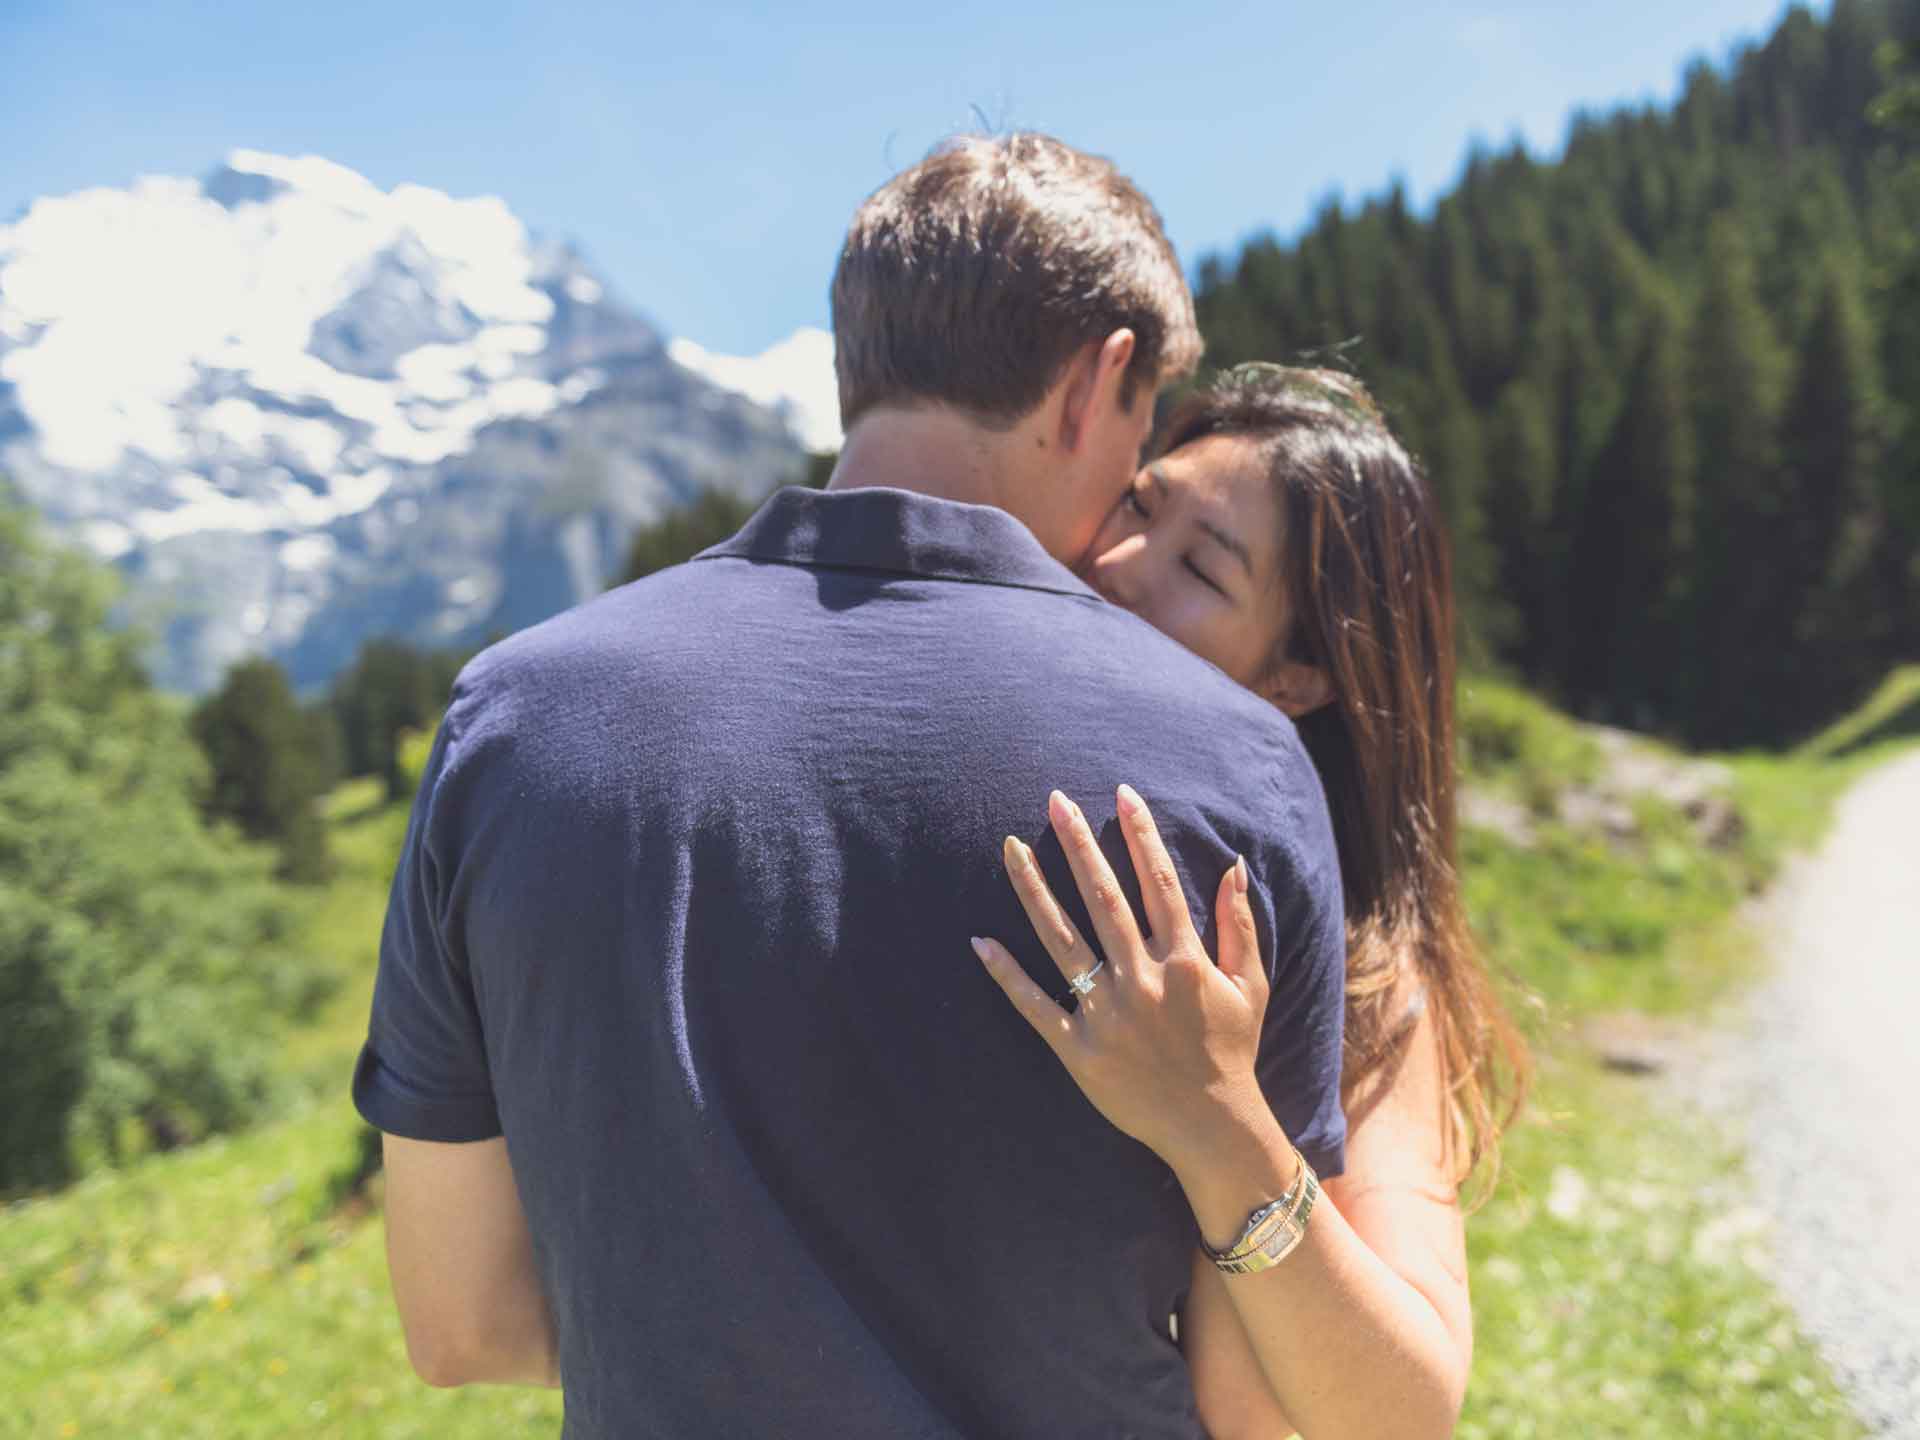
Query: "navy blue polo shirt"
353 484 1346 1439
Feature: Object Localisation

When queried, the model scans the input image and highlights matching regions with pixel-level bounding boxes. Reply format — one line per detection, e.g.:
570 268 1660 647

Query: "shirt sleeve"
351 712 502 1143
1248 823 1349 1181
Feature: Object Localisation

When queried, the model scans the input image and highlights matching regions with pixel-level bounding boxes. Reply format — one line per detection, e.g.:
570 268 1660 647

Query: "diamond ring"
1067 960 1106 997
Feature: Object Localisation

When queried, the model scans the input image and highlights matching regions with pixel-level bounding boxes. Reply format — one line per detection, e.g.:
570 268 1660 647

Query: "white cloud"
669 327 841 454
0 150 561 488
279 534 339 572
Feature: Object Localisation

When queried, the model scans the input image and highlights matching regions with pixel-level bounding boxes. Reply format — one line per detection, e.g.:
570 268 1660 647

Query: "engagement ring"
1068 960 1106 997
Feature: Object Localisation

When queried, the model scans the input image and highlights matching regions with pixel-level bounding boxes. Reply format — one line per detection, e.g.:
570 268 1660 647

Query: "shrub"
0 506 328 1192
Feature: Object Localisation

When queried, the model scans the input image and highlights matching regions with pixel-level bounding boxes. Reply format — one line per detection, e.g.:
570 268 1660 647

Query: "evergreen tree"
1688 219 1791 746
1567 301 1694 727
1868 9 1920 138
330 640 457 801
1873 20 1920 653
1875 245 1920 656
1779 263 1886 726
803 451 837 490
1424 396 1500 659
1185 0 1916 747
617 486 761 586
190 658 333 883
1483 379 1558 676
1540 307 1622 697
302 701 347 797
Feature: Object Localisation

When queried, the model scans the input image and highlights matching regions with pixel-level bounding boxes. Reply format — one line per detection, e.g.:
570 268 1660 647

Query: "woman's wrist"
1163 1096 1304 1254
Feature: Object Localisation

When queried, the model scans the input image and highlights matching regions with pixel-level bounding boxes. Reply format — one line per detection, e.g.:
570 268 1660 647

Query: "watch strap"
1205 1153 1320 1276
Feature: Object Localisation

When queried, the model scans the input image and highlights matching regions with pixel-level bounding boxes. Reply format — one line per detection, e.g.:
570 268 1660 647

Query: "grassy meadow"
3 679 1907 1438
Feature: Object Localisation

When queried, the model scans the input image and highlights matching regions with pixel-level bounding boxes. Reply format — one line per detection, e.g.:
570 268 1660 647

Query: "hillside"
1195 0 1920 750
2 679 1904 1436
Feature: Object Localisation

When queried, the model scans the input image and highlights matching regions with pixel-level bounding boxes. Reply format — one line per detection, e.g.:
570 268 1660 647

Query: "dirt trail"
1731 750 1920 1434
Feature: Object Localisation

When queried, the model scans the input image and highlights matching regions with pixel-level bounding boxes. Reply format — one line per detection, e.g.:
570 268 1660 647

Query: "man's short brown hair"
830 133 1202 431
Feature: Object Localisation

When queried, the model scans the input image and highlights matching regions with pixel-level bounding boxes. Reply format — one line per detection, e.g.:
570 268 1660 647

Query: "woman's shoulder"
1338 979 1455 1195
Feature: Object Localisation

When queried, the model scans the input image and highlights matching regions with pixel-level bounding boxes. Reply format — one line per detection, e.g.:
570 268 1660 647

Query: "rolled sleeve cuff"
1291 1121 1347 1182
1298 1138 1345 1182
352 1044 502 1143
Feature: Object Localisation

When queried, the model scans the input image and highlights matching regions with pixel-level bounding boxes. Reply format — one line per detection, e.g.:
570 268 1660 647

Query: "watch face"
1258 1216 1301 1259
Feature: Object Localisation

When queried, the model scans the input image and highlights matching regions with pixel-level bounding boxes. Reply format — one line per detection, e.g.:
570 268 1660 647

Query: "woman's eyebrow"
1196 517 1253 576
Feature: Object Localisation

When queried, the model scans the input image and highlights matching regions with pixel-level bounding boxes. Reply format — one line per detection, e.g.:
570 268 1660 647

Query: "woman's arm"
975 788 1465 1440
1182 1001 1472 1440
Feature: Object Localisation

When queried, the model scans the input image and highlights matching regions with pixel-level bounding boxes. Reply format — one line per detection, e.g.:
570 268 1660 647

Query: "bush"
0 506 328 1192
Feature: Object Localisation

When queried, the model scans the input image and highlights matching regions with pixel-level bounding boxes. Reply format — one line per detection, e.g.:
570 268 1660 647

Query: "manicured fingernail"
971 936 993 964
1116 783 1142 817
1234 854 1249 894
1003 835 1025 868
1048 789 1070 823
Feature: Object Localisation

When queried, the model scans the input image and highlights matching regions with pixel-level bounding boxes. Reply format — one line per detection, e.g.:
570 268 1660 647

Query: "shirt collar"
697 485 1103 602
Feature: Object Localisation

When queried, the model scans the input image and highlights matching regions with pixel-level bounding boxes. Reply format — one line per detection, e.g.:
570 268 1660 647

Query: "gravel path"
1723 750 1920 1435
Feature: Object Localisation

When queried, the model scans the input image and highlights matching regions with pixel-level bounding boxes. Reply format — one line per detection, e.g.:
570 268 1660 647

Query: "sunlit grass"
1462 1054 1864 1439
6 686 1907 1434
1 765 564 1438
274 778 411 1099
1 1103 561 1437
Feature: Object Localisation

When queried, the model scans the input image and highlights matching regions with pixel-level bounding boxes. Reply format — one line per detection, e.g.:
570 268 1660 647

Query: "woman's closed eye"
1183 557 1227 597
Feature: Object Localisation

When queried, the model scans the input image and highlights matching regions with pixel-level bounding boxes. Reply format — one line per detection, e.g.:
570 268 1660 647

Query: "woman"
973 365 1531 1439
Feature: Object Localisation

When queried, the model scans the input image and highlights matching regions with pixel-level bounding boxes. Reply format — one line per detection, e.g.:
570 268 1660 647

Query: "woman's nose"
1087 534 1149 609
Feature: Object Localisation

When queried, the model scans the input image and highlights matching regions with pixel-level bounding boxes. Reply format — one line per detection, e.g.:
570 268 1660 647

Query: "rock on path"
1733 750 1920 1435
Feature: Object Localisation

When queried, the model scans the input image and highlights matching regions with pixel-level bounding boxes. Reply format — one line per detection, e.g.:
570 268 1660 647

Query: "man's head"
830 133 1202 561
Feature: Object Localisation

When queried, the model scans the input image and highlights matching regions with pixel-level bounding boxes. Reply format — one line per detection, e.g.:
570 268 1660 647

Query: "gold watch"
1202 1148 1320 1276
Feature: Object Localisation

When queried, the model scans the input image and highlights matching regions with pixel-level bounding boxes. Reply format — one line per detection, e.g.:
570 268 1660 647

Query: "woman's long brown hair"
1158 365 1531 1205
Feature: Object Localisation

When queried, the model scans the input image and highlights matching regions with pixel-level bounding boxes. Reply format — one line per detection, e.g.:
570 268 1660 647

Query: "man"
353 132 1347 1437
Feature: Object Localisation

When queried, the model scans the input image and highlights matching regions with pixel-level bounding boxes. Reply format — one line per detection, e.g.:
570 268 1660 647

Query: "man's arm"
352 703 555 1388
381 1134 560 1390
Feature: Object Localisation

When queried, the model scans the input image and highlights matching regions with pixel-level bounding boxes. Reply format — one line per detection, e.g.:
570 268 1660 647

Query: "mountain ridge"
0 150 811 692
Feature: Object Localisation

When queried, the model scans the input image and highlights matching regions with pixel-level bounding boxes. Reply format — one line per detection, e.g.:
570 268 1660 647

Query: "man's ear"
1260 659 1336 719
1057 329 1138 454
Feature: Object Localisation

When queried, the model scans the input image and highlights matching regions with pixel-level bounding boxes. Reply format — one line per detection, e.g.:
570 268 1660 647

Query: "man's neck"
827 408 1027 513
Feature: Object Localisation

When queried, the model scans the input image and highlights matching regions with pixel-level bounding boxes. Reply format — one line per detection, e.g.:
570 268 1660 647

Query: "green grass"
0 1105 561 1437
1794 665 1920 761
1459 677 1605 816
1457 679 1760 1016
1462 1056 1862 1439
0 772 565 1438
275 778 413 1100
1444 679 1907 1436
4 683 1908 1436
1461 816 1751 1017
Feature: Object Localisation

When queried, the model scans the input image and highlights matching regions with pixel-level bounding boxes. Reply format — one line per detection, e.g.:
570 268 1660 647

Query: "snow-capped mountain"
669 328 841 455
0 150 811 692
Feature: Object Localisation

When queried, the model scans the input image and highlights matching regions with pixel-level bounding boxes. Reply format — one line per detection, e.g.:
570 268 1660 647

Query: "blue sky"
2 0 1823 358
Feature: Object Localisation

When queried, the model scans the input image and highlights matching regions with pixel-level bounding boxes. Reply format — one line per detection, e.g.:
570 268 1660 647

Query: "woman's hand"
973 785 1278 1175
981 789 1472 1440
